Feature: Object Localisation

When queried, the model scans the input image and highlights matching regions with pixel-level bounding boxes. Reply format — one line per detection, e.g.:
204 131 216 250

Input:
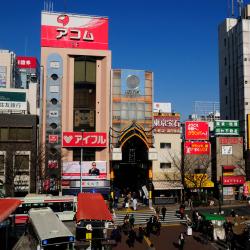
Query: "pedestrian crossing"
113 208 186 226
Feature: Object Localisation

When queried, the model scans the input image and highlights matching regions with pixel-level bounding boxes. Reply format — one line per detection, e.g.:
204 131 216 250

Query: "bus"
28 207 75 250
15 194 77 224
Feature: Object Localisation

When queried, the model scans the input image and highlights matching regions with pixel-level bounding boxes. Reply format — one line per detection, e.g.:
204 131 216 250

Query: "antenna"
238 0 244 17
232 0 235 16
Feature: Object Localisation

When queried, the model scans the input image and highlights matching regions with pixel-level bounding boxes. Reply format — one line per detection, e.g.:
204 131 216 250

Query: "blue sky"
0 0 247 120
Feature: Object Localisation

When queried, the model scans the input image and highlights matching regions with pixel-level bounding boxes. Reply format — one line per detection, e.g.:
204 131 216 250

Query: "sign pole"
80 129 84 193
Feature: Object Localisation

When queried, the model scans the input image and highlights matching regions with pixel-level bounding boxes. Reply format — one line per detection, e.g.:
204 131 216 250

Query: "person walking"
129 214 135 228
133 198 138 211
178 232 185 250
161 206 167 221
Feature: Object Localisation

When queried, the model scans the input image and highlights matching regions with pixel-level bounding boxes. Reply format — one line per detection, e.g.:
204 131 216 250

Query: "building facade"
40 11 111 195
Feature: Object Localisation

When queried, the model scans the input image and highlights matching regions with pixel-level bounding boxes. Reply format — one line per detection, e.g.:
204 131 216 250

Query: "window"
51 74 58 81
160 143 171 149
2 128 32 141
0 128 8 141
0 155 4 175
160 163 171 169
50 98 58 105
15 155 29 174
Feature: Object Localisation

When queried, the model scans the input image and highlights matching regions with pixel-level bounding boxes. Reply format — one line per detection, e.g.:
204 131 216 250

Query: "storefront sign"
221 145 233 155
16 56 37 69
41 12 108 50
222 175 245 185
185 121 209 140
219 137 243 145
214 120 239 128
62 161 107 180
0 91 27 112
70 180 109 188
215 127 239 136
62 132 107 147
49 135 58 143
153 113 180 133
184 141 210 155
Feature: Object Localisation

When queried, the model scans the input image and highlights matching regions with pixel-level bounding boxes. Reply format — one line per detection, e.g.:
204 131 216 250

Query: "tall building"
218 4 250 144
40 11 111 195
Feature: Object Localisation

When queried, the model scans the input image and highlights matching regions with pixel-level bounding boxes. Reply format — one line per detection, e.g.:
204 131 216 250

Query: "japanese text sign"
222 175 245 185
153 114 180 133
41 12 108 50
16 56 37 69
62 131 107 147
184 141 210 155
185 121 209 140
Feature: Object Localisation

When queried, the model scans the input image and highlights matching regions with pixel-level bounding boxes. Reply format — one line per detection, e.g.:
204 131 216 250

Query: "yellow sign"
86 233 92 240
185 174 214 188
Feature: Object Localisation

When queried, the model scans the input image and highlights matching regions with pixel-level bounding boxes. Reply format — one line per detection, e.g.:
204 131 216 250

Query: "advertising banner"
185 121 209 140
16 56 37 69
62 131 107 147
49 135 58 143
222 175 245 185
153 113 180 133
70 180 110 188
184 141 210 155
153 102 171 113
41 12 108 50
219 137 243 145
62 161 107 180
0 66 7 88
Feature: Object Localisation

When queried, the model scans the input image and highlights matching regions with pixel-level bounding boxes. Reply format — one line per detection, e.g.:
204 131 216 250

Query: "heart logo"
64 135 73 144
57 14 69 26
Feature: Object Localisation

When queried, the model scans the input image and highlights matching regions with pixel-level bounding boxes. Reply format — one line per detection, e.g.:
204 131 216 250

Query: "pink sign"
41 12 108 50
222 175 245 185
62 132 107 147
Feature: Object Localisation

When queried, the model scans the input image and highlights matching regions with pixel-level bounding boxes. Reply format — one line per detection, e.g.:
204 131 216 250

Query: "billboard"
214 120 239 136
0 91 27 112
62 132 107 147
185 121 209 140
62 161 107 180
16 56 37 69
153 113 180 133
184 141 210 155
0 66 7 88
153 102 171 113
41 12 108 50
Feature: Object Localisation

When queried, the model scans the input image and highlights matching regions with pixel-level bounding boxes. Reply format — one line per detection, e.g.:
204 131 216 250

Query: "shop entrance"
113 135 149 193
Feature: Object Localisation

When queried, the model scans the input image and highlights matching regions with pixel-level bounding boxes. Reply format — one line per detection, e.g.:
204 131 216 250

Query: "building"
40 11 111 195
0 50 18 88
218 4 250 179
110 69 154 200
152 111 183 204
16 56 40 89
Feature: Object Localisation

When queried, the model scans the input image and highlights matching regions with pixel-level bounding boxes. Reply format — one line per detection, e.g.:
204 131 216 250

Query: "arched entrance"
112 122 151 194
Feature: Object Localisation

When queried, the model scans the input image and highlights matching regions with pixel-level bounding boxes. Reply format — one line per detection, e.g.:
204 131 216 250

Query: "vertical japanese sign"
62 131 107 147
185 121 209 140
0 66 7 88
41 12 108 50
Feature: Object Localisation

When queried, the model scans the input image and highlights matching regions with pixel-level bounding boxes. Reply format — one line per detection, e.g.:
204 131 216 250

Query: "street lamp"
79 129 84 193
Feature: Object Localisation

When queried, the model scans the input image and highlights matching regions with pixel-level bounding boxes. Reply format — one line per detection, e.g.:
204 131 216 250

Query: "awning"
0 198 21 223
76 193 113 223
223 166 236 170
153 181 183 190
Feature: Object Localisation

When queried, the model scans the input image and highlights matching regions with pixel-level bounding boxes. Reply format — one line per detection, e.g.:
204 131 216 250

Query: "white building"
218 4 250 145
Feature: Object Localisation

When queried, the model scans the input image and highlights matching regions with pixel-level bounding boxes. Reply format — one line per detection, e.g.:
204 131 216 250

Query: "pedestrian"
127 228 136 247
155 206 160 216
161 206 167 221
179 205 184 219
129 214 135 228
178 232 185 250
137 226 144 243
230 209 236 218
188 197 193 208
133 198 138 211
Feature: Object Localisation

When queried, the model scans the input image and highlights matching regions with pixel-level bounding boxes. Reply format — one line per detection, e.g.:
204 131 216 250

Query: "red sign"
219 137 243 145
16 56 37 68
41 13 108 50
49 135 58 143
222 175 245 185
62 132 107 147
153 114 180 133
184 141 210 155
185 121 209 140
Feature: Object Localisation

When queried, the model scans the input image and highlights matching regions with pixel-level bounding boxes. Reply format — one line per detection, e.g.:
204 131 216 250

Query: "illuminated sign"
185 121 209 140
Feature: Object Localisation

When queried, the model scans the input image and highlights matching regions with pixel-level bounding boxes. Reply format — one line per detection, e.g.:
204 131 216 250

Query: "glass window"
74 61 86 82
160 143 171 149
9 128 32 141
86 61 96 83
0 128 8 141
160 163 171 169
15 155 29 172
0 155 4 175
